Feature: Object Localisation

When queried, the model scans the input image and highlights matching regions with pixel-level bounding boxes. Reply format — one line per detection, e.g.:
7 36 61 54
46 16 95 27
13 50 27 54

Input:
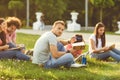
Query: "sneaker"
70 63 86 68
25 50 33 56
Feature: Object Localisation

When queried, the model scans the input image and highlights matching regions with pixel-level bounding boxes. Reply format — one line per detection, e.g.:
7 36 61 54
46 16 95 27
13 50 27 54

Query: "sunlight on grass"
47 71 58 80
16 33 39 49
0 33 120 79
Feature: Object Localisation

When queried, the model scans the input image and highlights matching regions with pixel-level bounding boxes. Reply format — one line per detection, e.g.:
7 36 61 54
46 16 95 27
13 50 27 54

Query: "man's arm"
59 40 70 46
0 45 9 51
50 44 66 59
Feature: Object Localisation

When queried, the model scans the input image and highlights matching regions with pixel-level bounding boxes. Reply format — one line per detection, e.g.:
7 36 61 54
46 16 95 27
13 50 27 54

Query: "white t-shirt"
32 31 57 64
89 34 102 53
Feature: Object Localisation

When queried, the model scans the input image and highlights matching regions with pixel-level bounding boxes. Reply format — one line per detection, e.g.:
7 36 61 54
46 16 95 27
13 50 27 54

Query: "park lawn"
0 33 120 80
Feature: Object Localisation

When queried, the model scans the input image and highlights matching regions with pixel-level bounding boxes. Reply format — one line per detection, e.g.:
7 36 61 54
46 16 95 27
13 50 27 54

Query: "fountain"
67 11 81 31
33 12 44 30
115 21 120 34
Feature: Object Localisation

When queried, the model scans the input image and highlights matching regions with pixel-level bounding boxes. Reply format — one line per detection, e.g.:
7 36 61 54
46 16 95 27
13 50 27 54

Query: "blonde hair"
5 17 21 29
52 20 65 28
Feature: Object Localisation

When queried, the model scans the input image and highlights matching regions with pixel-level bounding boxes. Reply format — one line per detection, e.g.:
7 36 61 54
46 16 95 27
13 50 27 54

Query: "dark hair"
94 22 106 47
75 34 83 43
0 18 6 45
0 31 6 45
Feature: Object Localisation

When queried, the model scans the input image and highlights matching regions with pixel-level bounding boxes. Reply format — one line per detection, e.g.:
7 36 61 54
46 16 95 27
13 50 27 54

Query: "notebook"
72 42 85 50
7 47 23 51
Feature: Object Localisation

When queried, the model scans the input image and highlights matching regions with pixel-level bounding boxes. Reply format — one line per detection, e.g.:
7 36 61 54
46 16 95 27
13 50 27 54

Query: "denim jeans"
44 53 74 68
7 42 26 50
0 50 30 60
57 42 66 51
90 48 120 61
7 42 16 48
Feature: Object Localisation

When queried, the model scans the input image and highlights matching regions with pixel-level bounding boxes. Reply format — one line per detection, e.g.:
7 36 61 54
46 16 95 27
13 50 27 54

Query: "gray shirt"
32 31 57 64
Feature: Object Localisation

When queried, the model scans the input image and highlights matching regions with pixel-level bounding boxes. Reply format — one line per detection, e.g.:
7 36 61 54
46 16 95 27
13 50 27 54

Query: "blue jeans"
57 42 66 51
7 42 16 48
44 53 74 68
90 48 120 61
7 42 26 50
0 50 30 60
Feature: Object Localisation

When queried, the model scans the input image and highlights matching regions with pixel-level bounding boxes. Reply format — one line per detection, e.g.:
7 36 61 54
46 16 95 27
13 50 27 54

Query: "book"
7 46 23 51
108 44 115 50
72 42 85 50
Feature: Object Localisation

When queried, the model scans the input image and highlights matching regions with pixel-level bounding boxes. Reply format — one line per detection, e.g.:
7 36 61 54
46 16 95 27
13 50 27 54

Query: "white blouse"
89 34 102 53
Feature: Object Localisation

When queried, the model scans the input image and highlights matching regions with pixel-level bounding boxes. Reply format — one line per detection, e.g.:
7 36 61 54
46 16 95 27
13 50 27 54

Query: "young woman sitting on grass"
58 34 85 58
89 22 120 62
0 18 30 60
65 34 85 58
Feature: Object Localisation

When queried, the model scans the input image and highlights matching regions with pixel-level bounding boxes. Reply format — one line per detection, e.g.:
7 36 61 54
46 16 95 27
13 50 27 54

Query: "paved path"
17 27 120 49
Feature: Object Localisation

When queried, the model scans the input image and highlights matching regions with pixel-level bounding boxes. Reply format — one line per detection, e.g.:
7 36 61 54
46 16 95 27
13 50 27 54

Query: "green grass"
16 33 39 49
0 33 120 80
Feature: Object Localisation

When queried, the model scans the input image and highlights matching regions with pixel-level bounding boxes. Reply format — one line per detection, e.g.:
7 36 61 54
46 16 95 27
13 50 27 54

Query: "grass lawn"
0 33 120 80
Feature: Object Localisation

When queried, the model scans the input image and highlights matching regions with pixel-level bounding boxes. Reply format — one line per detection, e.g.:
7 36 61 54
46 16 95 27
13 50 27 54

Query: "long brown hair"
94 22 106 47
0 18 6 45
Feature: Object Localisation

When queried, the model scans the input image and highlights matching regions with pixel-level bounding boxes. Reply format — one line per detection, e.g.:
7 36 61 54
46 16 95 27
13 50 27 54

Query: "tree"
103 0 120 31
90 0 114 22
0 0 10 17
64 0 85 26
8 0 24 16
34 0 68 24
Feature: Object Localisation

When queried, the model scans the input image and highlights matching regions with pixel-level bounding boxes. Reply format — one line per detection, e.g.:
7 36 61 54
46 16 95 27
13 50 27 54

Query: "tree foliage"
34 0 68 24
90 0 114 8
90 0 114 22
0 0 120 31
8 0 24 16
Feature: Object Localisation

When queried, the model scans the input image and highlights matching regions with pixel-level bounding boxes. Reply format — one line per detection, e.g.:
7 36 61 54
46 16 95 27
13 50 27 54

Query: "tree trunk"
14 10 17 17
91 7 98 25
100 8 103 22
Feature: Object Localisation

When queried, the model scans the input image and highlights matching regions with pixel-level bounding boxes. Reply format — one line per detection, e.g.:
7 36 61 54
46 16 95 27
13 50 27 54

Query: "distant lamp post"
26 0 29 27
85 0 88 31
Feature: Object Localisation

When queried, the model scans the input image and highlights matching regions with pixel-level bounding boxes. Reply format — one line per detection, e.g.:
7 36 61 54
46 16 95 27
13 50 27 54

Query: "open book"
108 44 115 50
72 42 85 50
7 46 23 51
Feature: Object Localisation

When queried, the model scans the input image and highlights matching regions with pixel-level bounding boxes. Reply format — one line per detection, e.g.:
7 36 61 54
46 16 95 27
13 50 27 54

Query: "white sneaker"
70 63 86 68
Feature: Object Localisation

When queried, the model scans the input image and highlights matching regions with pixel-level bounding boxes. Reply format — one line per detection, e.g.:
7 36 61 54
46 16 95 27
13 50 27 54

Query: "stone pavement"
16 26 120 49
